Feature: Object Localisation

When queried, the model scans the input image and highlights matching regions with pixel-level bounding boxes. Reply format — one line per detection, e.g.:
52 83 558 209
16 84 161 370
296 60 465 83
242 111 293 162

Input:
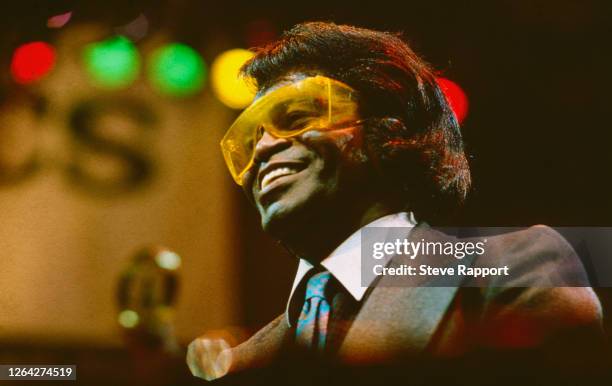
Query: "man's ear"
361 117 416 211
378 117 407 132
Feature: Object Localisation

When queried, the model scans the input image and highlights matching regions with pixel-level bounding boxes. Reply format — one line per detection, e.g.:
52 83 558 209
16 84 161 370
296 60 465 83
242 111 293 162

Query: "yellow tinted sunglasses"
220 75 361 185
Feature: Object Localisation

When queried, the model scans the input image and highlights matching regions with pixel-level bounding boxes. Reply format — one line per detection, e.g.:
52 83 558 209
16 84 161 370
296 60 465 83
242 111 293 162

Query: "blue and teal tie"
295 271 333 351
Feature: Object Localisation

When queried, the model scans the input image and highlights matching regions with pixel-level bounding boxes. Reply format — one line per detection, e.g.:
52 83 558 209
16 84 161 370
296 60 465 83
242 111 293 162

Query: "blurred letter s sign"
0 96 157 196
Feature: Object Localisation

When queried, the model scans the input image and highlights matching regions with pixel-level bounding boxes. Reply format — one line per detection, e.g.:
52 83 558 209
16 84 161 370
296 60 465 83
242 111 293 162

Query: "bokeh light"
83 36 140 89
118 309 139 328
211 49 255 109
116 13 149 41
148 43 206 97
193 337 232 381
47 11 72 28
155 250 181 270
10 42 56 84
436 77 469 124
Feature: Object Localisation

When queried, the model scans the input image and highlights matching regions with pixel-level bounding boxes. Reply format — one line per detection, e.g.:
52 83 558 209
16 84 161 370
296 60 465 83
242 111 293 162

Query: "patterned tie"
295 271 333 351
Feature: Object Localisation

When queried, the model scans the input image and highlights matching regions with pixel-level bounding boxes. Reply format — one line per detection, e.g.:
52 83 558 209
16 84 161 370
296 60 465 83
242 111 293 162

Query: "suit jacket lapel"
227 224 478 369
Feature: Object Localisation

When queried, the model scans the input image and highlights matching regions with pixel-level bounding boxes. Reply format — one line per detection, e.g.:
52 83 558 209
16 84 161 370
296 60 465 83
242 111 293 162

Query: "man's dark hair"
241 21 471 222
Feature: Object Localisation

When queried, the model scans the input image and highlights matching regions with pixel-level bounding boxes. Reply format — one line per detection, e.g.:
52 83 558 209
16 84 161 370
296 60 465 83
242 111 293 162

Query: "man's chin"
260 205 292 238
257 187 327 241
259 201 308 241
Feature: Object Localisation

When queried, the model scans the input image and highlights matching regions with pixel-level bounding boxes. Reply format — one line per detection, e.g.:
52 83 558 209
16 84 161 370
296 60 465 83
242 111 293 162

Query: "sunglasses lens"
220 76 359 185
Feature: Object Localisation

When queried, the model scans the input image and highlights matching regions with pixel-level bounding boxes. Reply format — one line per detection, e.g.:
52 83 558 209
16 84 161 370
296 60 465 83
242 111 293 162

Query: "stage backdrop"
0 23 241 347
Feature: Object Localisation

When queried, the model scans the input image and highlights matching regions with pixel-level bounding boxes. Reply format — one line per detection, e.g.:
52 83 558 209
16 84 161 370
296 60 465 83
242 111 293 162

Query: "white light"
155 251 181 270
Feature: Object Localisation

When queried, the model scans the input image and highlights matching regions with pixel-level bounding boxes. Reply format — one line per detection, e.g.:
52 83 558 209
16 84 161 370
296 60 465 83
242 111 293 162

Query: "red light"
10 42 56 84
436 77 469 124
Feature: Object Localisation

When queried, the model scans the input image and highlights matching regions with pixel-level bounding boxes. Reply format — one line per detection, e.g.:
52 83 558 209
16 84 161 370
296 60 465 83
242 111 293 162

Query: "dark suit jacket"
219 225 605 385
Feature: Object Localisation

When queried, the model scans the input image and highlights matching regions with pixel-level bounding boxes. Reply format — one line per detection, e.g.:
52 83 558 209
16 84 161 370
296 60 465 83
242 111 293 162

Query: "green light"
84 36 140 89
148 43 206 97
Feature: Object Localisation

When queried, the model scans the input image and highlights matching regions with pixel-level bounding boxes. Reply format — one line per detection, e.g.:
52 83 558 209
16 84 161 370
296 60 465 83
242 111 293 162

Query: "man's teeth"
261 167 297 189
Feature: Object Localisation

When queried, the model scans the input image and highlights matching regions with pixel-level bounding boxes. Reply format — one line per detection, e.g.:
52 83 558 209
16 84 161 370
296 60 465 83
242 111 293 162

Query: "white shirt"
285 212 416 326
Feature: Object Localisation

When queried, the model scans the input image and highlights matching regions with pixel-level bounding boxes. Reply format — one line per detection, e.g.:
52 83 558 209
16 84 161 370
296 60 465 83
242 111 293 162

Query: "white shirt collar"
285 212 416 326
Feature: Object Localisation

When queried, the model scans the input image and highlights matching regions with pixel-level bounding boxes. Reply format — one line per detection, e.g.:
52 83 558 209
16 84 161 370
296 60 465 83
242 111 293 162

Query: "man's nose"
253 128 292 163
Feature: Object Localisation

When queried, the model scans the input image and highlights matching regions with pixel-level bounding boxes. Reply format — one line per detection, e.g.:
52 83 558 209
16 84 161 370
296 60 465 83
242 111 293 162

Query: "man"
188 22 603 384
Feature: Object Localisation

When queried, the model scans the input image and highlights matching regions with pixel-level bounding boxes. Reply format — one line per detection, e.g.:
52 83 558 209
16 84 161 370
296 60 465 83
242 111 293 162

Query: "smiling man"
231 74 418 264
188 22 603 384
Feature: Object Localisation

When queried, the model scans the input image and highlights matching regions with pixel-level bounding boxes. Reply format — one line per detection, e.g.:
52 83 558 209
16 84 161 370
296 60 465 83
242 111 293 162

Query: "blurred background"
0 0 611 384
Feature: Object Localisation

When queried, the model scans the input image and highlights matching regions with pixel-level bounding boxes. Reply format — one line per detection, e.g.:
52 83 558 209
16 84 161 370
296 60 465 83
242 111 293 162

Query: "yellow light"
118 309 139 328
211 49 256 109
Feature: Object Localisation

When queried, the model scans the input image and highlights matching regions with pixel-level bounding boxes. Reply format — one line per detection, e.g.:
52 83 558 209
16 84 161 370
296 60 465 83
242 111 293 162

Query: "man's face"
241 73 370 238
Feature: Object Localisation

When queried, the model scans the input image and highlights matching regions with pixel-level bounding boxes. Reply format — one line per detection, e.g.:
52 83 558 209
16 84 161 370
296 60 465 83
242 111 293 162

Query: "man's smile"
261 166 299 189
256 161 308 199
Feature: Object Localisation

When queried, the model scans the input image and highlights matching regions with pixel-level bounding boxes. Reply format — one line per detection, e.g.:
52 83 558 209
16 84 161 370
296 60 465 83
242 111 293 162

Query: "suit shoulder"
475 225 592 287
473 226 602 343
486 225 574 257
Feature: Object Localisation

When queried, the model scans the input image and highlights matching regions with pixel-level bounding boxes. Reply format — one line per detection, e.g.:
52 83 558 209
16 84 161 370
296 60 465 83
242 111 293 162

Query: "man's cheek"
241 169 257 199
